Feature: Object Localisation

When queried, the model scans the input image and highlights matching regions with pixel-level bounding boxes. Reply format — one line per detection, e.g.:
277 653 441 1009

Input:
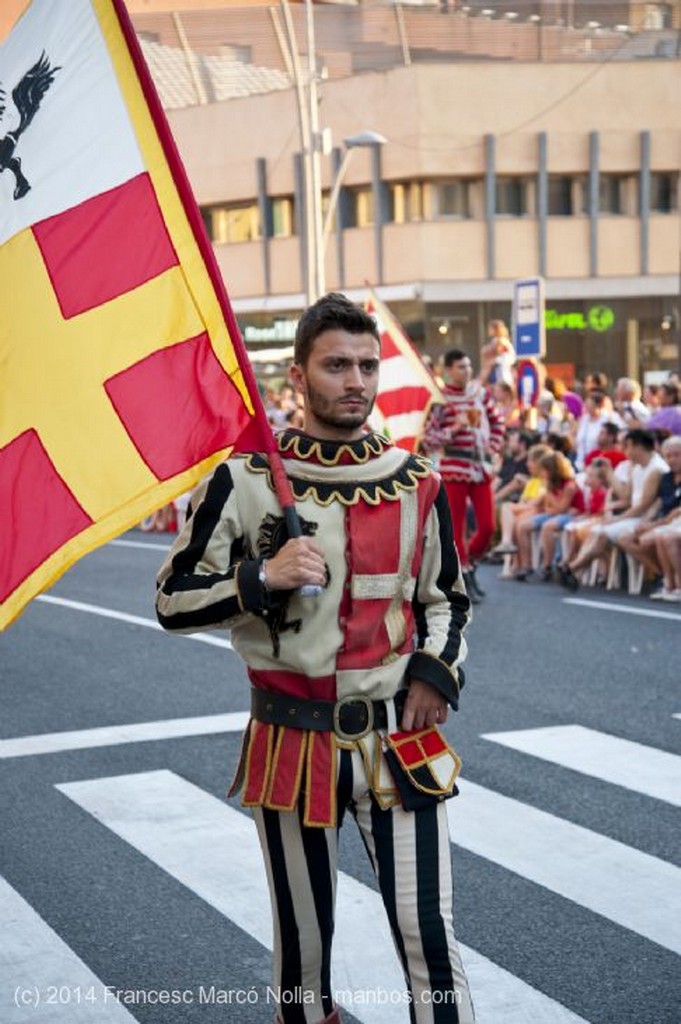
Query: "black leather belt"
251 688 405 742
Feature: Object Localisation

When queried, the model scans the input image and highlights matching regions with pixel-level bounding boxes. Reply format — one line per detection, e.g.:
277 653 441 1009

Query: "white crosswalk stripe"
0 877 136 1023
481 724 681 806
449 780 681 955
57 769 590 1024
0 713 249 759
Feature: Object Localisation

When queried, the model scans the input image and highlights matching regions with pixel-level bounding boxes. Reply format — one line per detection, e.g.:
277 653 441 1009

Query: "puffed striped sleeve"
156 462 268 633
407 482 471 708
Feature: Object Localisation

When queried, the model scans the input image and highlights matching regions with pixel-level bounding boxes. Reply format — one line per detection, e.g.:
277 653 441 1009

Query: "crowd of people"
420 323 681 603
147 314 681 603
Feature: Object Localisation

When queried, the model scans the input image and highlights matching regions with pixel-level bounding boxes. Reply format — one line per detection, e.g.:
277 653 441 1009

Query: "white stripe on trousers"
253 743 475 1024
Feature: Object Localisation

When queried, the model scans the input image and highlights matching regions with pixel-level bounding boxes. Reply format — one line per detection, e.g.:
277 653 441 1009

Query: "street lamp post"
320 131 388 264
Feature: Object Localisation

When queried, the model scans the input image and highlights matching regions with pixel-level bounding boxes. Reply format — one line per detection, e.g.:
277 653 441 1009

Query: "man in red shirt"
584 421 627 470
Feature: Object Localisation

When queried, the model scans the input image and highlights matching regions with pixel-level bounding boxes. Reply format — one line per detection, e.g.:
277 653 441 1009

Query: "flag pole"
110 0 305 533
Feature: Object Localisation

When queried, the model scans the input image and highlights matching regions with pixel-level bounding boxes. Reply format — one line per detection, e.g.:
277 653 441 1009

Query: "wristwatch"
258 559 269 590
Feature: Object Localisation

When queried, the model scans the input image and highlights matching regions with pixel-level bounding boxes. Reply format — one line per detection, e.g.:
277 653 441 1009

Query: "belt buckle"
333 695 374 742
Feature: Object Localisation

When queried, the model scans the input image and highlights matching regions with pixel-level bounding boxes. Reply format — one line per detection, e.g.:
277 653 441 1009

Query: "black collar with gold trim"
277 430 392 467
244 431 432 506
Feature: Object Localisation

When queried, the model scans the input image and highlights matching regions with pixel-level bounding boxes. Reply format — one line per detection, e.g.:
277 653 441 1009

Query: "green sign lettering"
545 306 615 333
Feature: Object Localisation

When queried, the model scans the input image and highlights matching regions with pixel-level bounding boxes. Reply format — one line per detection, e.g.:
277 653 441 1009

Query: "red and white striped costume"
423 383 505 483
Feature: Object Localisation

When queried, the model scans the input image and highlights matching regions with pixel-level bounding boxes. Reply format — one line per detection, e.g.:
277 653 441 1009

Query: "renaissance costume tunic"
156 430 470 827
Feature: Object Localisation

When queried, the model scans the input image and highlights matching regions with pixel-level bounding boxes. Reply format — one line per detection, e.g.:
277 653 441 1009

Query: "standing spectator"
491 380 522 428
479 319 516 387
574 390 610 469
424 348 505 601
646 381 681 436
613 377 651 427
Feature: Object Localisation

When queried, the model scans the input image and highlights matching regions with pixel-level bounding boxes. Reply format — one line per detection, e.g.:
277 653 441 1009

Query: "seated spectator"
544 431 576 466
560 457 613 571
646 381 681 436
559 429 668 588
514 451 585 581
493 429 534 503
617 436 681 599
583 421 627 471
492 443 550 569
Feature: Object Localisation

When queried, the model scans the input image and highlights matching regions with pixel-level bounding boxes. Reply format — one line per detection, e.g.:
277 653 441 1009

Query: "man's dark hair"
518 430 535 450
625 428 655 451
294 292 379 365
661 381 679 403
601 421 620 440
588 389 607 408
443 348 468 367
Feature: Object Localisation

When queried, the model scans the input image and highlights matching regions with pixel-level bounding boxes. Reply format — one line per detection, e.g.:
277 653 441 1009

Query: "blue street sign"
513 277 546 358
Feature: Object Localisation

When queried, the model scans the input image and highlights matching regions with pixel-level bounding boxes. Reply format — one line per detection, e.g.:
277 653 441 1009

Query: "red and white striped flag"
366 290 443 452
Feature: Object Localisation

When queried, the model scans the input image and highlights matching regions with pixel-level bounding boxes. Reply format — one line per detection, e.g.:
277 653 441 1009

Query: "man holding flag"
156 292 476 1024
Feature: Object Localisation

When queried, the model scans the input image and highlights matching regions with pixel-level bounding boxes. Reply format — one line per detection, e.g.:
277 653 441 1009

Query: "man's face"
597 425 615 449
445 357 472 389
290 329 380 440
624 439 643 465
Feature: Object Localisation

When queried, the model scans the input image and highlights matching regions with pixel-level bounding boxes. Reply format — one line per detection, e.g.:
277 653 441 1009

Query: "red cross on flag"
0 0 268 629
366 290 444 452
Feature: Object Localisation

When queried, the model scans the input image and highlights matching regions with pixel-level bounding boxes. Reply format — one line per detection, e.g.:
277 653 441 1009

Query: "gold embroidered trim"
278 430 391 466
244 454 431 508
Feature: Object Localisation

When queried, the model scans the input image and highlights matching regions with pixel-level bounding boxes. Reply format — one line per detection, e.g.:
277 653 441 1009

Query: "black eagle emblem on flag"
0 52 60 200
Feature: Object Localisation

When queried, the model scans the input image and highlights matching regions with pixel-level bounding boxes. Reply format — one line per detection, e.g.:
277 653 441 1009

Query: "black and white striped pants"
253 743 475 1024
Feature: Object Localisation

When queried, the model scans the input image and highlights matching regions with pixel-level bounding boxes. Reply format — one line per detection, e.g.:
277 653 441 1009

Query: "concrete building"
3 1 680 384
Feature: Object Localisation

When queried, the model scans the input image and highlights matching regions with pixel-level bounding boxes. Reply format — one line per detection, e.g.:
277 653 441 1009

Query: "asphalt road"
1 532 680 1024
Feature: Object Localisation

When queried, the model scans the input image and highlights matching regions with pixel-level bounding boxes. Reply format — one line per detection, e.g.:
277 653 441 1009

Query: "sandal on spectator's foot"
650 586 679 602
540 567 553 583
559 565 580 591
514 568 534 582
492 542 518 555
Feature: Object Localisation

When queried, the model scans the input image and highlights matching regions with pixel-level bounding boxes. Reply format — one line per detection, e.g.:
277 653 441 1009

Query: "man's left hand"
401 679 448 731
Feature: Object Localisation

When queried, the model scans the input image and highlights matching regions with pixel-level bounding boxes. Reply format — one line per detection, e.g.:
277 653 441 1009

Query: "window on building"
599 175 626 214
582 175 627 215
431 180 472 219
495 177 528 216
271 197 294 237
547 176 574 216
389 182 424 223
649 172 678 213
347 187 374 227
203 203 261 243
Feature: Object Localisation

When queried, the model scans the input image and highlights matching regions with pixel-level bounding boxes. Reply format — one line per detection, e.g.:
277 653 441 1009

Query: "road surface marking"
109 539 170 551
562 597 681 621
0 876 136 1022
36 595 232 649
58 770 590 1024
0 713 249 760
482 725 681 807
450 781 681 955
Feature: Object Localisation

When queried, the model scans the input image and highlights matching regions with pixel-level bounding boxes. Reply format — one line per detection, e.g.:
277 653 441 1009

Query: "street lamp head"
343 130 387 150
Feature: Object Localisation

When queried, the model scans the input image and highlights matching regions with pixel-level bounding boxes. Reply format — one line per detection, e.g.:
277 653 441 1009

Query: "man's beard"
305 383 376 434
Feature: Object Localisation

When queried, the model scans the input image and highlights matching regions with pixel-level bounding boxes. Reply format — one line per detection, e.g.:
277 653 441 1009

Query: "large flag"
0 0 266 629
366 290 444 452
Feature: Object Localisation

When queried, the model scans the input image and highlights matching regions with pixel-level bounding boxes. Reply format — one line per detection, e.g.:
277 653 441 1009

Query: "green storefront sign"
545 306 615 333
